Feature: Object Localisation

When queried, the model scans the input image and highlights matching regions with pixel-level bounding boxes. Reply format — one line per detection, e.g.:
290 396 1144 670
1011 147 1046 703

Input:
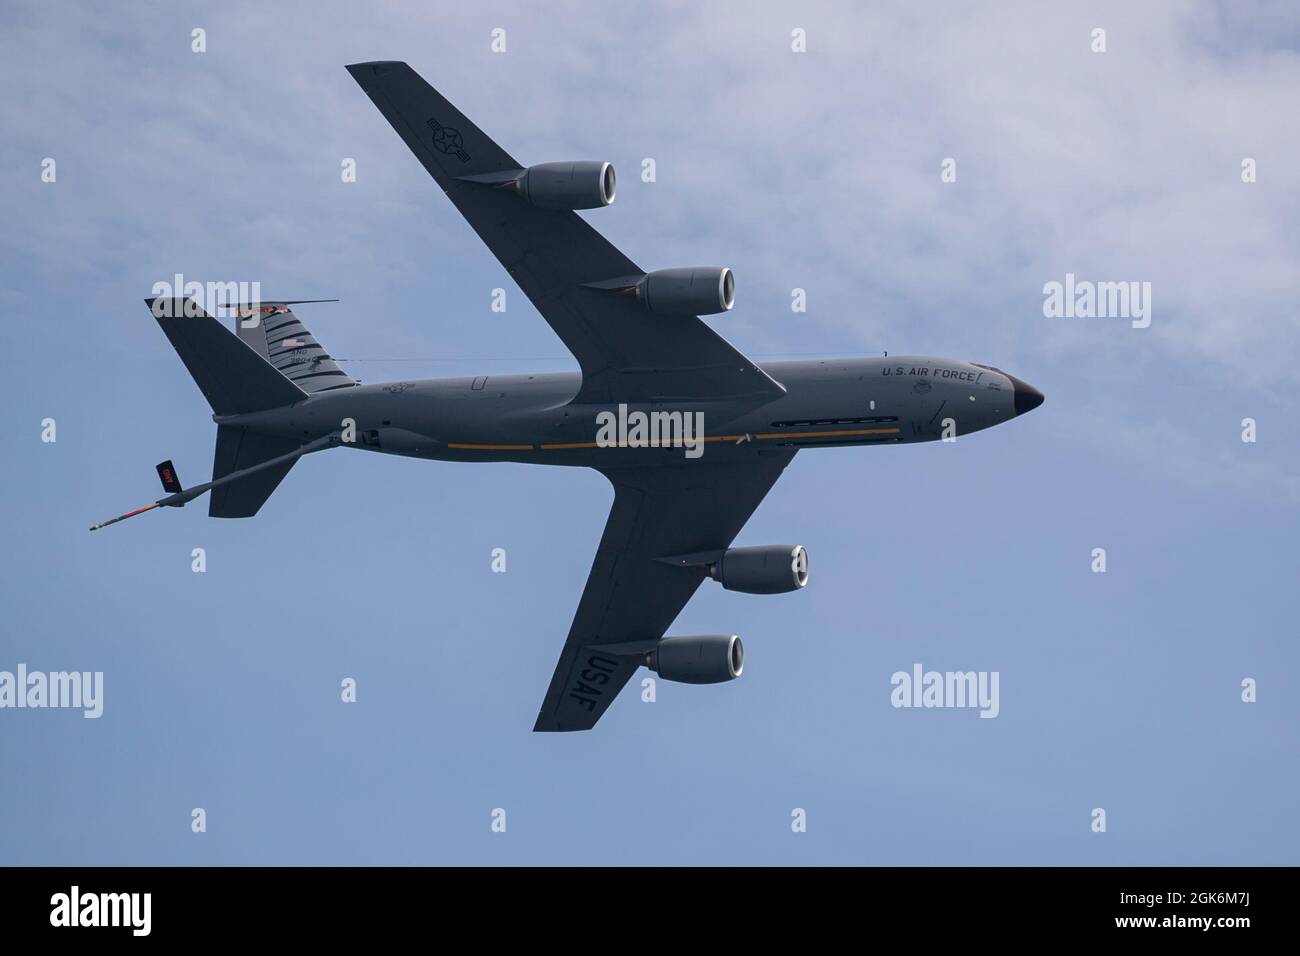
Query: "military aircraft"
93 61 1043 732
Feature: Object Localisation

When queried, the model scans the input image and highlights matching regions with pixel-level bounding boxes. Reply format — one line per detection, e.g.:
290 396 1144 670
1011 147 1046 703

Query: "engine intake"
517 161 615 210
638 267 735 316
647 635 743 684
710 545 808 594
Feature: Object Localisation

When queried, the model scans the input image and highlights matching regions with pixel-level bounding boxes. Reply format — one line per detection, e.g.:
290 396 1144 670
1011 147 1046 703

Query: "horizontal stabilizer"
209 427 302 519
89 435 338 532
145 297 307 415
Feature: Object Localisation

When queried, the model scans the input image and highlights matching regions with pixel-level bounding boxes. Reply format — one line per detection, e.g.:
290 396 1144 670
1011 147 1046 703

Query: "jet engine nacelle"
638 267 735 316
518 161 616 210
648 635 744 684
710 544 809 594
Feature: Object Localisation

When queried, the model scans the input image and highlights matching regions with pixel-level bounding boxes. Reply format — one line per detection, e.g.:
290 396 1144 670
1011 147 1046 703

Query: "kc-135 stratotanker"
94 61 1043 731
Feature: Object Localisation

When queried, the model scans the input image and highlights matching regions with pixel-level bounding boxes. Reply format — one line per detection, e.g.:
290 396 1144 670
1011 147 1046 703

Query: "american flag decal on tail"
231 302 359 395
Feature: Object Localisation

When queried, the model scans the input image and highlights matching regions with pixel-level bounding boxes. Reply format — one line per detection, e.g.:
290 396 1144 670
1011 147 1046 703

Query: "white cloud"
3 0 1297 393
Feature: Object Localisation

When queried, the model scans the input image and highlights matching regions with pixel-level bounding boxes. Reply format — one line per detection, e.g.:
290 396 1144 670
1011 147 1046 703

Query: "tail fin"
146 297 307 415
232 302 359 395
209 425 301 518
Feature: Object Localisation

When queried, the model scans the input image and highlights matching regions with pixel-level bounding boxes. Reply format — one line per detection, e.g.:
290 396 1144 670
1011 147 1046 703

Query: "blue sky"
2 0 1297 865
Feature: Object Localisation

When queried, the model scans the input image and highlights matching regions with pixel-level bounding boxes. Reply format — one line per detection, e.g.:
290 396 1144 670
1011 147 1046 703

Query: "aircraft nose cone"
1007 375 1044 416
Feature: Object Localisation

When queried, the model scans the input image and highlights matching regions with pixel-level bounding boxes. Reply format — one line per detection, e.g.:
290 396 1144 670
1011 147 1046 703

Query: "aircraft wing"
346 61 784 405
534 451 796 732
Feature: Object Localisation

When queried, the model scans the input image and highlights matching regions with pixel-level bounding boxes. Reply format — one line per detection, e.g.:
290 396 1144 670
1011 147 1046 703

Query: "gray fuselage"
219 355 1043 467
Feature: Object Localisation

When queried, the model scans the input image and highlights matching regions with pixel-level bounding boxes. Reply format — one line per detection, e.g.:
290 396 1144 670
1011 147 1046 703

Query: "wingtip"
345 61 407 77
532 716 585 733
532 713 557 733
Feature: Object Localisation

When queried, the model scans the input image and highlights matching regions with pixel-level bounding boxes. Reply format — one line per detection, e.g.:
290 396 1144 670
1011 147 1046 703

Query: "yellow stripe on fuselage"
452 426 901 453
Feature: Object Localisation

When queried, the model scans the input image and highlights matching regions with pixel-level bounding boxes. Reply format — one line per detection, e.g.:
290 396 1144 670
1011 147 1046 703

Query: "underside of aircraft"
94 62 1042 732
